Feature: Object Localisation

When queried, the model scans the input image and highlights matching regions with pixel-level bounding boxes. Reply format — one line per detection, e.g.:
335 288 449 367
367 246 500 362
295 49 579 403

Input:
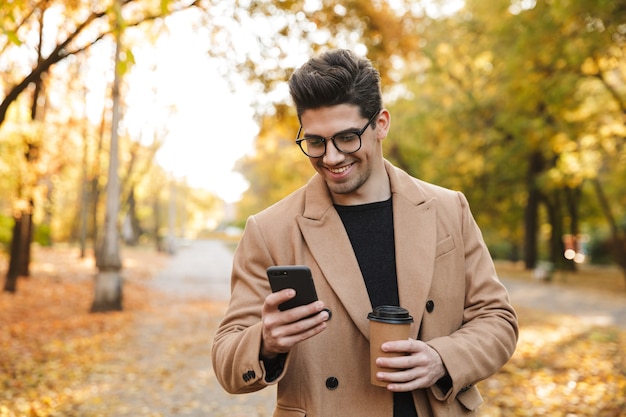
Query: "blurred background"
1 0 625 276
1 0 626 415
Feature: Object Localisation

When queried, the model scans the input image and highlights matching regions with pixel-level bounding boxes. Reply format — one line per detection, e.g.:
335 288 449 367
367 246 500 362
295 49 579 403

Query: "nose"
322 139 345 164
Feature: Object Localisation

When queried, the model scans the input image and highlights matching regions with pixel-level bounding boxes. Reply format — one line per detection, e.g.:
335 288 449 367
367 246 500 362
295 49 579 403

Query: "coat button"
242 370 256 382
426 300 435 313
325 377 339 390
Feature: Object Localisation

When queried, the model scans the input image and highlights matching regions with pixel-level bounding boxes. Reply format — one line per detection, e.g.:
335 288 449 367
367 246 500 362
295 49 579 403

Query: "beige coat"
212 160 518 416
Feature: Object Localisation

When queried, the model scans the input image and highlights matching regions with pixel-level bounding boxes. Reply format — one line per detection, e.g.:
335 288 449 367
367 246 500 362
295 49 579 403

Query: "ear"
375 109 391 140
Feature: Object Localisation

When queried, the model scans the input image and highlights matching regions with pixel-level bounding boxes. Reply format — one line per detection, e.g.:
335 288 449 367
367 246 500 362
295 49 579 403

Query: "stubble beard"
326 165 370 196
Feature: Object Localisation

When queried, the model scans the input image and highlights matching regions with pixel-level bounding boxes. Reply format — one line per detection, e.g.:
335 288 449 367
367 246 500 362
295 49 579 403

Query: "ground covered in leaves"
479 308 626 416
0 246 166 416
1 245 625 416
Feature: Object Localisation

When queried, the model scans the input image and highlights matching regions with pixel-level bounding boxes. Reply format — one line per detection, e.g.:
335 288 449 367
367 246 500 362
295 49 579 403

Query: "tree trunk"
154 195 163 252
166 180 177 255
544 192 567 271
123 188 141 246
523 150 543 270
4 153 39 293
90 104 107 253
78 178 90 259
91 1 123 312
3 216 23 293
591 178 626 286
90 176 101 252
18 200 34 277
78 80 90 259
563 186 581 270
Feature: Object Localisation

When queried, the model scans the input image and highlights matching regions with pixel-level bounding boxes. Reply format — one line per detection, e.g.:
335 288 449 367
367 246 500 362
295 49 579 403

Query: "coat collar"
297 160 437 339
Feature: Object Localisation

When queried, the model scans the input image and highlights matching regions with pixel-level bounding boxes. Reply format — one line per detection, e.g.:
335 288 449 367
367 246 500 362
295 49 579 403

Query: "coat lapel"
296 161 438 340
387 161 437 339
297 175 372 338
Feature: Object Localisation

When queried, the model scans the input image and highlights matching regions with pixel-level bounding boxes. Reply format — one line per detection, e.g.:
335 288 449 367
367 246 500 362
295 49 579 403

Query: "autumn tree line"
234 0 626 281
1 0 625 309
1 0 225 308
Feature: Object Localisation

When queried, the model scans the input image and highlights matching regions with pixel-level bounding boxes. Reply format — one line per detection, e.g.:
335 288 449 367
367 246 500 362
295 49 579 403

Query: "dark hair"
288 49 383 120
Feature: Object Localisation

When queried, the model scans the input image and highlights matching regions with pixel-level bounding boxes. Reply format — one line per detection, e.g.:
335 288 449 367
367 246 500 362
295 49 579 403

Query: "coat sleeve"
211 215 290 394
426 191 518 404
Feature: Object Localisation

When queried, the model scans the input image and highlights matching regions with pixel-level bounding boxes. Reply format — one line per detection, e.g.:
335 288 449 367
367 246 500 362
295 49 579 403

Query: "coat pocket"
457 385 483 411
274 404 306 417
435 234 455 259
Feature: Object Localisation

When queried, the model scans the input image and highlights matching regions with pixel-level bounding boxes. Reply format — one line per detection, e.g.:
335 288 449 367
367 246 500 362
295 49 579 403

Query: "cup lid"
367 305 414 324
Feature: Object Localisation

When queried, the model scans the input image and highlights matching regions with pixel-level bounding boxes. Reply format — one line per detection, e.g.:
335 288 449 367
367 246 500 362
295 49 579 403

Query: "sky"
120 11 259 203
29 4 257 204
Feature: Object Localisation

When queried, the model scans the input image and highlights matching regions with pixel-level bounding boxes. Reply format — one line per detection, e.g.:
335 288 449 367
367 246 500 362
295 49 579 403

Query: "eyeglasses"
295 111 380 158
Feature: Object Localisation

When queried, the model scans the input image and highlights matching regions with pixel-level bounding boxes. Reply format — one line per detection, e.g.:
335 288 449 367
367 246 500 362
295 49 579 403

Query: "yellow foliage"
480 307 626 416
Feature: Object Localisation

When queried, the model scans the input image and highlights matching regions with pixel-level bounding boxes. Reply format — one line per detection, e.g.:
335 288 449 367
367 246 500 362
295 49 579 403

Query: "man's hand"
374 339 447 391
261 288 330 359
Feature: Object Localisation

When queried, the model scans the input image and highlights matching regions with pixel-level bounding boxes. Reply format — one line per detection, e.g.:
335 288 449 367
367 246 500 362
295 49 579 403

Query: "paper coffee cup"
367 305 413 386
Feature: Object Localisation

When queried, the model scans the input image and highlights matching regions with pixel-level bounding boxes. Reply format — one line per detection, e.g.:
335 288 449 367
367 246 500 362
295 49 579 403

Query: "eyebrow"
303 126 361 138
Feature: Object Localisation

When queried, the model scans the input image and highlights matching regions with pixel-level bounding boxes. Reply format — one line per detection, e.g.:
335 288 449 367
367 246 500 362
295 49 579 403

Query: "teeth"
329 166 350 174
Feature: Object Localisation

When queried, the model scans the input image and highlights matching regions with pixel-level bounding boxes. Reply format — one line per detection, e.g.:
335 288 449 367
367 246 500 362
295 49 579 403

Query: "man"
212 49 518 416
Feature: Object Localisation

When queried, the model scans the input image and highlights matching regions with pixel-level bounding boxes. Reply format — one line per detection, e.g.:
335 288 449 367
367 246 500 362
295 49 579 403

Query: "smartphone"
267 265 319 311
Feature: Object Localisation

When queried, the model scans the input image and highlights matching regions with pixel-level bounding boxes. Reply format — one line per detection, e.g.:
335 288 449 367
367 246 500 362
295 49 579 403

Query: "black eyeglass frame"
295 110 381 158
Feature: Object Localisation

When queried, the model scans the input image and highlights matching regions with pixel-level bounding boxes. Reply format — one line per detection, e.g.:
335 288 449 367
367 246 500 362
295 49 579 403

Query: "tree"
2 2 49 291
91 0 124 312
485 0 626 276
386 0 626 278
1 0 200 295
231 0 626 284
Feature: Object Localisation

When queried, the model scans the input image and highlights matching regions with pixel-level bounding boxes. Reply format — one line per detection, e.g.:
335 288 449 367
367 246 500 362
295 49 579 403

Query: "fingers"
264 288 296 311
263 313 328 354
374 339 446 391
378 369 432 392
265 289 328 322
381 338 427 354
262 289 330 357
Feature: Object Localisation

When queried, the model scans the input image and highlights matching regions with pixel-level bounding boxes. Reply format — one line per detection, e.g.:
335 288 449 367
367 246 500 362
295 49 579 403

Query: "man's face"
299 104 389 205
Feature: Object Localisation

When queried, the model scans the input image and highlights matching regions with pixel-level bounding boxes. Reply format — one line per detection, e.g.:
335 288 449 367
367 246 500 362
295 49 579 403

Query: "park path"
70 240 276 417
503 274 626 329
159 239 625 328
72 239 625 417
131 239 278 416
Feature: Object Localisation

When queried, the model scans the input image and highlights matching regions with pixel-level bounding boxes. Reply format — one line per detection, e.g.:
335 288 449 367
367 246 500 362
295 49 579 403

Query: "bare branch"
0 0 201 128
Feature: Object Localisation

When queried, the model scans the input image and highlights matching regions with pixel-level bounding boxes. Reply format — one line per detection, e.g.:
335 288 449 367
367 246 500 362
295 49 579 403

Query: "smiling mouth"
328 164 351 174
